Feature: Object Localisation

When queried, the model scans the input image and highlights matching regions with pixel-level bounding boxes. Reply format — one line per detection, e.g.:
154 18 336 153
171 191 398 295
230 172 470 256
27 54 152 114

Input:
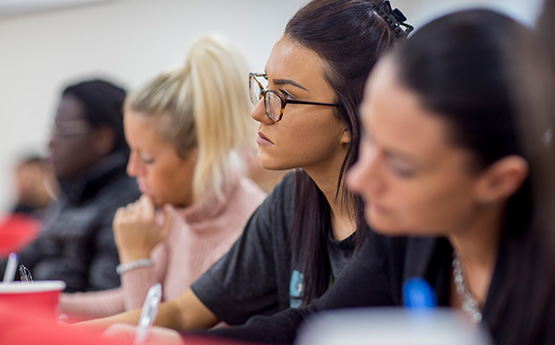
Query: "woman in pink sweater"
60 34 266 319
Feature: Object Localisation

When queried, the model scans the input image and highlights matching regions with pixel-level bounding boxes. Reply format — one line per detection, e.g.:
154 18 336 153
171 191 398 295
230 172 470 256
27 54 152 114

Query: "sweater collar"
171 170 242 224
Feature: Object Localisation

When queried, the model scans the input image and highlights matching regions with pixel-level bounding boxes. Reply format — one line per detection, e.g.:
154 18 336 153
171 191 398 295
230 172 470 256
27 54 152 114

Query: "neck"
448 203 505 305
304 158 356 241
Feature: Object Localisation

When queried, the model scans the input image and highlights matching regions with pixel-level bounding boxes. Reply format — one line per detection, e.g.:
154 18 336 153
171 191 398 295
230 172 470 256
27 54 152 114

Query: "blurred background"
0 0 545 214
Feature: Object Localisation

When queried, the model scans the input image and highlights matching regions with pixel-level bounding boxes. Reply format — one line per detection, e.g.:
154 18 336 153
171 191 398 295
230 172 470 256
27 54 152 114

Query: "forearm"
78 300 180 331
78 289 218 332
60 288 125 320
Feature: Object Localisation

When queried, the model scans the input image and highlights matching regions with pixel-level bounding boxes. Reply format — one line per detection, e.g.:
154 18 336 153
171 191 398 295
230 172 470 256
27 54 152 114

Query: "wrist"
118 249 153 263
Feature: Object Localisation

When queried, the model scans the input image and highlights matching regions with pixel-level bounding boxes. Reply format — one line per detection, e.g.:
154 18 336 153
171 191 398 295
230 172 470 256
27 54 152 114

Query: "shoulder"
251 171 297 221
265 171 297 204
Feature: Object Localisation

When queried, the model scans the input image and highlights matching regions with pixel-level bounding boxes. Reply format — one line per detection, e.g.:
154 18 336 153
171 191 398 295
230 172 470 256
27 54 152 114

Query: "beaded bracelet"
116 258 154 275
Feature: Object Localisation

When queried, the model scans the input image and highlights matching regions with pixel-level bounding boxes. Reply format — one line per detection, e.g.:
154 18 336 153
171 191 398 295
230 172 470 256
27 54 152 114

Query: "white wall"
0 0 544 213
0 0 305 213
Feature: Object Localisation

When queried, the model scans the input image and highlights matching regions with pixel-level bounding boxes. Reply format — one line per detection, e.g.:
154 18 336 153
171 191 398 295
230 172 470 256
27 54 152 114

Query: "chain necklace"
452 252 482 323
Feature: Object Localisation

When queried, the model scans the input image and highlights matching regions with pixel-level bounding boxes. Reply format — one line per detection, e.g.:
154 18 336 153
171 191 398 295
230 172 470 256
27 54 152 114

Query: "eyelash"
279 89 295 100
364 134 416 178
141 156 154 164
392 165 416 178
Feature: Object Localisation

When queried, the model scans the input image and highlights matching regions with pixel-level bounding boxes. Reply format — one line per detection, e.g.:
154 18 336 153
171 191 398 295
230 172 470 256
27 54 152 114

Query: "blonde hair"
125 33 255 202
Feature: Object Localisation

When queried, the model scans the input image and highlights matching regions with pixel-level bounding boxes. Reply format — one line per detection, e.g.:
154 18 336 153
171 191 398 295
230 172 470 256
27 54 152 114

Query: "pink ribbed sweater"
60 175 266 319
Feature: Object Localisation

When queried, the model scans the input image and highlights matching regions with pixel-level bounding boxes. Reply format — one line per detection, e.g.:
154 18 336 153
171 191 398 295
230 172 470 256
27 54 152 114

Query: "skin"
347 56 528 315
80 35 355 338
253 37 353 240
113 111 197 263
124 111 196 209
49 95 114 180
15 161 55 208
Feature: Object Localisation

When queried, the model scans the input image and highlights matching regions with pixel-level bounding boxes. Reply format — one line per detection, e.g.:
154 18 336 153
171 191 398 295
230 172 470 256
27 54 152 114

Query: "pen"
134 283 162 345
3 253 18 283
18 264 33 283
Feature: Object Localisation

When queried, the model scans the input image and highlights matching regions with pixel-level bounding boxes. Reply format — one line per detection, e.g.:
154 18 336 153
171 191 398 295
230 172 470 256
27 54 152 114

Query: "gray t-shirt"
191 172 357 325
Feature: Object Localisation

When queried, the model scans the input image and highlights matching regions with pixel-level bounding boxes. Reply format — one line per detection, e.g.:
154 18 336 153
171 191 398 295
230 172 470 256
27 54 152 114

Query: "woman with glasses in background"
60 34 266 320
82 0 412 336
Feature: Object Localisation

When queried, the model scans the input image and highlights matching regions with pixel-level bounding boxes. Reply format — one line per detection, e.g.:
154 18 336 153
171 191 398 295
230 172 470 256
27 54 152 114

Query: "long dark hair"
284 0 407 305
391 9 555 344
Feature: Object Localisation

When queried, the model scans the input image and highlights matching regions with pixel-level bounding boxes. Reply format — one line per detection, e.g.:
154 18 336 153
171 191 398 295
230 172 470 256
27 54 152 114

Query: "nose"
126 151 139 178
347 144 384 197
48 136 55 151
251 97 274 125
47 129 59 155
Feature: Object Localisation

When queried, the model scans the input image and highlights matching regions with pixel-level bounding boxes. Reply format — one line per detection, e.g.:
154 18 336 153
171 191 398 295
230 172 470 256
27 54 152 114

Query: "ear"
475 155 529 204
185 147 199 162
93 126 116 158
340 129 351 145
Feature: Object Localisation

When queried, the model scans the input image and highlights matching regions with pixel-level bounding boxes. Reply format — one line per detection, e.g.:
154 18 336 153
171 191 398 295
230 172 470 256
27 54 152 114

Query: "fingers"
138 194 156 220
117 195 155 220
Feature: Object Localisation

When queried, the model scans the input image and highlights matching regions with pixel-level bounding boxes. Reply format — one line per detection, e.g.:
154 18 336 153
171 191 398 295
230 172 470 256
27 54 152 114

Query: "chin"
152 198 166 208
257 158 292 171
256 151 289 171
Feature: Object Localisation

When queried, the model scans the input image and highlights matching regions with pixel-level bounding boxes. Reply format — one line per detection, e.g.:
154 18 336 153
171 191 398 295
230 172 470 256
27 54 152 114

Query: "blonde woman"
60 34 266 319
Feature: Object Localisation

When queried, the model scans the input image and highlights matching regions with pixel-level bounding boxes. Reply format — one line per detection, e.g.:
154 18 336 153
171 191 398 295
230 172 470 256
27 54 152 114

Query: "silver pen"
134 283 162 345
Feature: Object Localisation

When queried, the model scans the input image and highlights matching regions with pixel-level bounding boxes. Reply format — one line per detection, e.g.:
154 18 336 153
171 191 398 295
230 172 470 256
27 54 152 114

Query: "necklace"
452 252 482 323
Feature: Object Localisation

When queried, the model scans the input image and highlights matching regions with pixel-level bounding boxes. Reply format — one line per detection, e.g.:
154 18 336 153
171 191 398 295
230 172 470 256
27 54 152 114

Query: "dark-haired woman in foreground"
82 0 412 337
200 8 555 345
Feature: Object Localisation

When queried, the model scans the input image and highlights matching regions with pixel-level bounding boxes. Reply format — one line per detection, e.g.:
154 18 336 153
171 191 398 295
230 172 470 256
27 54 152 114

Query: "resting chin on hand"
113 194 173 262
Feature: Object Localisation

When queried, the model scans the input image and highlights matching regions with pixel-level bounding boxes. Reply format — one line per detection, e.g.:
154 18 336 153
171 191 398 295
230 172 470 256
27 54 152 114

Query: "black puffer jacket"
0 150 140 292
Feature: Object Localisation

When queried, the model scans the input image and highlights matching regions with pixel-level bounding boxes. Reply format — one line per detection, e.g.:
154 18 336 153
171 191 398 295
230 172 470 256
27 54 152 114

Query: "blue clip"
403 277 436 309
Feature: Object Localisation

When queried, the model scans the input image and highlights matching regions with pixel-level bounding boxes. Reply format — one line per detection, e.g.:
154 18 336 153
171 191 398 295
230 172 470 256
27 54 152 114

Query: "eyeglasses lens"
265 91 282 122
249 75 262 105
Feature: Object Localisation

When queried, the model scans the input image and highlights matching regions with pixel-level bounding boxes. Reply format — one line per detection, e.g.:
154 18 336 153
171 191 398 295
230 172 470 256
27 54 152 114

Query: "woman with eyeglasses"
81 0 411 336
196 9 555 345
60 34 266 320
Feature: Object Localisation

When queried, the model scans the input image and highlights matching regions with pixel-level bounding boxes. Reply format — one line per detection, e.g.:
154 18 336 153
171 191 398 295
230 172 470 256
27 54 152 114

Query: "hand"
103 323 185 345
113 194 173 262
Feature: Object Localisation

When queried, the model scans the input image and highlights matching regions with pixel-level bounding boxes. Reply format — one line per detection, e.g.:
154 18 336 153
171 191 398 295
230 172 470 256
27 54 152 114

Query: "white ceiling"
0 0 115 18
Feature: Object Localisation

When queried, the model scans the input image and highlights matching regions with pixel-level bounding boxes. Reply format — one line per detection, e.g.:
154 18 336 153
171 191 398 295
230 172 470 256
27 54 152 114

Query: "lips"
257 132 274 146
137 180 149 194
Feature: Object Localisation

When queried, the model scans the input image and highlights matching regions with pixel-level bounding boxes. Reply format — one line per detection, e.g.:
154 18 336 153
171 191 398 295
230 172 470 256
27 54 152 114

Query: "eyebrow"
272 78 309 91
366 128 419 167
384 150 420 168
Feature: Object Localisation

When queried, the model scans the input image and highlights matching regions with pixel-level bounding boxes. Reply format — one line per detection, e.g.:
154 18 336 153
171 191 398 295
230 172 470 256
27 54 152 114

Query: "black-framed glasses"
249 73 338 122
51 119 91 138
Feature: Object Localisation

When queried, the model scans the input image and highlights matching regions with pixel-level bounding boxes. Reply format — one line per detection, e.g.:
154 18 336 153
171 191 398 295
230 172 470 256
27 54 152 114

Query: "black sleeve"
198 231 407 345
0 204 62 279
84 205 122 291
191 174 295 325
84 176 140 291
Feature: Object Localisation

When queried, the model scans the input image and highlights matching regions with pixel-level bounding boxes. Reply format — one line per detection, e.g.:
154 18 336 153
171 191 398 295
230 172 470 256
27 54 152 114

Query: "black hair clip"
376 1 414 38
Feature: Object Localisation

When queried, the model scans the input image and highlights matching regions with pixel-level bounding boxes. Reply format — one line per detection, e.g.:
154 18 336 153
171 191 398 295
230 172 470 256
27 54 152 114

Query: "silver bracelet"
116 258 154 275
